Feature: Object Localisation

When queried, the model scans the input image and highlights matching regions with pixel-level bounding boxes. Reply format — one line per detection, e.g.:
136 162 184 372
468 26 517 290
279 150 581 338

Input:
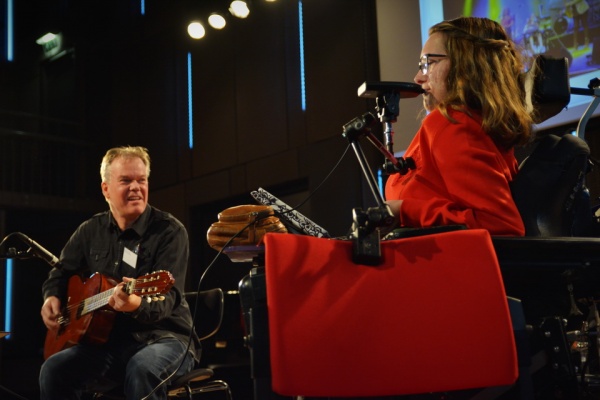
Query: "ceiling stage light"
229 1 250 19
187 21 206 39
208 13 227 29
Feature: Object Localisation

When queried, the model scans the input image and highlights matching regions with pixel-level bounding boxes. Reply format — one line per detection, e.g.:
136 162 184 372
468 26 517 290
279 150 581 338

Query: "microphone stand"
0 236 60 395
342 82 422 266
0 233 27 261
0 232 60 267
343 113 395 266
376 90 417 174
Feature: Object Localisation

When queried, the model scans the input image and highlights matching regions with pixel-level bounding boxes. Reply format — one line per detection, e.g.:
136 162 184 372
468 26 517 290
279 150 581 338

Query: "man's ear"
101 181 109 199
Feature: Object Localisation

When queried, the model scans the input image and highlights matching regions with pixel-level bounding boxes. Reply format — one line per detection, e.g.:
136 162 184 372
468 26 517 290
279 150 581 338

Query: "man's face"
101 156 148 227
414 32 450 112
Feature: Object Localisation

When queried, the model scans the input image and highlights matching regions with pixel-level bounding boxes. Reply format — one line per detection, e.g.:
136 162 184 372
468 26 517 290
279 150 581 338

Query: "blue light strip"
298 0 306 111
187 52 194 149
4 259 12 338
377 168 384 198
140 0 145 16
6 0 14 61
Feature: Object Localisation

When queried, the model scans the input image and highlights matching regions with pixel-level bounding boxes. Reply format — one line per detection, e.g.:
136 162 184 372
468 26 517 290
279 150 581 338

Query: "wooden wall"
68 0 382 236
0 0 383 370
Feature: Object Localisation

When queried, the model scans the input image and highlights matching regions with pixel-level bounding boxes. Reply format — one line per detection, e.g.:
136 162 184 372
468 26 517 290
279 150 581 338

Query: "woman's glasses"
418 53 447 75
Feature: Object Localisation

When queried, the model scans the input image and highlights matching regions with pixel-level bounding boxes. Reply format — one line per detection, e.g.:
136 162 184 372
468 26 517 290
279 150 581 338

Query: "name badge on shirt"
123 246 138 269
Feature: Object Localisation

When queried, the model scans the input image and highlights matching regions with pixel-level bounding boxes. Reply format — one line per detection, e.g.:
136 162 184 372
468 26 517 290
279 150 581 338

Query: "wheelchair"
238 55 600 399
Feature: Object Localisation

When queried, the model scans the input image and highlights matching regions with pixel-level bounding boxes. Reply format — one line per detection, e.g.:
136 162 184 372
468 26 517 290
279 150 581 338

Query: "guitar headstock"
125 270 175 302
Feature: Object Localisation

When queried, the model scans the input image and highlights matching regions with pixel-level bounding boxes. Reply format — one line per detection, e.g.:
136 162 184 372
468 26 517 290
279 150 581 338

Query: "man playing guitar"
39 146 199 400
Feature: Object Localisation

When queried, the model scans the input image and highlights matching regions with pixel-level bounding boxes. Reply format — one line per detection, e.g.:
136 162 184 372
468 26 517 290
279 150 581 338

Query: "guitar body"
43 270 174 360
44 273 117 359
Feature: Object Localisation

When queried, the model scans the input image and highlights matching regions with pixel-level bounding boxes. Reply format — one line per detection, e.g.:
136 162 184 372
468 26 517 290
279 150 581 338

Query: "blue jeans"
39 336 196 400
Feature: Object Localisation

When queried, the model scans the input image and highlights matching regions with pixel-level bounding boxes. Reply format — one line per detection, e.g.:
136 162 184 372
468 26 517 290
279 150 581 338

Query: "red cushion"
264 229 517 397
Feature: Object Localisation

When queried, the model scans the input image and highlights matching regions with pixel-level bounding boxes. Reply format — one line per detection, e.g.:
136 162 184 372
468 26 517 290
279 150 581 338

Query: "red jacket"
385 108 525 236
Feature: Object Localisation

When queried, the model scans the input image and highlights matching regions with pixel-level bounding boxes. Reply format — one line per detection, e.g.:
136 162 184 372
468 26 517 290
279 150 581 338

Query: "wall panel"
235 2 289 163
192 27 238 176
303 0 379 144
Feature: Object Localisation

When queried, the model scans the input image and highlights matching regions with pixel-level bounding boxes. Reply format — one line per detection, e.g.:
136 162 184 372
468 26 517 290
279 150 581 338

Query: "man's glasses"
418 53 447 75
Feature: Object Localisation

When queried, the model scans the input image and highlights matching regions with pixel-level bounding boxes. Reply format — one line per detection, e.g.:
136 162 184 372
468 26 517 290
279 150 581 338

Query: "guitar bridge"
57 314 69 326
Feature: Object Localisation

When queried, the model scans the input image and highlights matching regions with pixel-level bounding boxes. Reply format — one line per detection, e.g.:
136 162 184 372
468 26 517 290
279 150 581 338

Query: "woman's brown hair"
430 17 533 148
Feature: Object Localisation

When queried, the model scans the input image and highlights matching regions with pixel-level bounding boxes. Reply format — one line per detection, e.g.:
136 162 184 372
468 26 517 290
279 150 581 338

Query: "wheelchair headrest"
523 55 570 124
511 133 591 236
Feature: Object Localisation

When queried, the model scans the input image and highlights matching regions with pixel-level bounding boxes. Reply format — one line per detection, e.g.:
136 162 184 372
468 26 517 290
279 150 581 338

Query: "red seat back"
265 229 517 397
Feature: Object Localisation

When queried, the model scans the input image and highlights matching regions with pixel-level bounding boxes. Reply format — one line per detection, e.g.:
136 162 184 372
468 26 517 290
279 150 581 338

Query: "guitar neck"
81 288 116 315
44 271 174 360
76 272 174 316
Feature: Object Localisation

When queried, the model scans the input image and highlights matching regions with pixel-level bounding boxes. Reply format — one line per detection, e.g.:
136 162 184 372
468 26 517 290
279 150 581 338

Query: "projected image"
446 0 599 77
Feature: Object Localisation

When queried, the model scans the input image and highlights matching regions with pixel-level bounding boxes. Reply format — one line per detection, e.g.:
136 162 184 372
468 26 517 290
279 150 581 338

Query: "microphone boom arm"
343 114 395 266
341 81 424 266
0 232 60 267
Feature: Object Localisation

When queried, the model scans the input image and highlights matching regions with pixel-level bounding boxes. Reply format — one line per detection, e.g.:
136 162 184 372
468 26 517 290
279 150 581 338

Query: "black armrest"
493 236 600 320
493 236 600 268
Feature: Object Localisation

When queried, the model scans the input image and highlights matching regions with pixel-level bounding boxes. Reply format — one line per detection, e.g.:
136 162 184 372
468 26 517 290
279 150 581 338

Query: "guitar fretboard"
81 289 114 315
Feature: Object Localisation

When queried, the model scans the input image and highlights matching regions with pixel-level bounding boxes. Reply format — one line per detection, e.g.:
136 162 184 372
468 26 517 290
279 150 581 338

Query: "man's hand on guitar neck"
108 277 142 313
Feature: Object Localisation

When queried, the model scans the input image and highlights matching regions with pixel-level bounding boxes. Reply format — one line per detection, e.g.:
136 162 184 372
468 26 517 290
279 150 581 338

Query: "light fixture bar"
187 52 194 149
4 259 12 339
298 0 306 111
6 0 13 61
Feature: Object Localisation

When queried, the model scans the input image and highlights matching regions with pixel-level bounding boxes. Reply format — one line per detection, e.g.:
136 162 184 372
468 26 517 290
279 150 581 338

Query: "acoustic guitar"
43 270 175 359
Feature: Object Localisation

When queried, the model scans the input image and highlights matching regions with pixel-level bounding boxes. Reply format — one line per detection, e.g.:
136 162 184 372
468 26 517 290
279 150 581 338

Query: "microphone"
17 233 60 267
357 81 424 99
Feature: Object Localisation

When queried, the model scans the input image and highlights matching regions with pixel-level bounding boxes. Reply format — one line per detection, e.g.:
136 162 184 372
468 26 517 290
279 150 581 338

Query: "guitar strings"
61 290 114 319
60 275 168 321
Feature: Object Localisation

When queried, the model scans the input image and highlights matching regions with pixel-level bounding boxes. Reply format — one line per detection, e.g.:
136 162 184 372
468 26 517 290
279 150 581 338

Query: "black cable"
0 234 38 400
275 143 352 217
3 141 352 399
0 384 30 400
0 232 21 245
140 218 259 399
144 143 353 397
0 232 23 258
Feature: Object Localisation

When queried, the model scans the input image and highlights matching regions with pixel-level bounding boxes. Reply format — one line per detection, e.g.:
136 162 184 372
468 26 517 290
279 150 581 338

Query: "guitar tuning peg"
146 296 152 303
158 295 165 301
